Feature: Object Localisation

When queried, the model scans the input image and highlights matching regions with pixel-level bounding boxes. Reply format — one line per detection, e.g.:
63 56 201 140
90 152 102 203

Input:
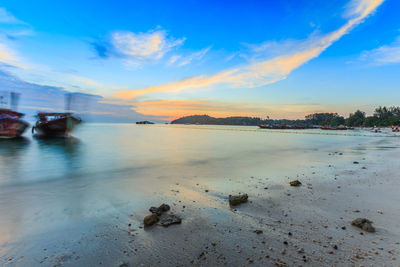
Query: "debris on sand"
351 218 375 232
144 213 159 226
144 204 182 227
229 194 248 206
160 214 182 227
289 180 302 186
149 203 170 215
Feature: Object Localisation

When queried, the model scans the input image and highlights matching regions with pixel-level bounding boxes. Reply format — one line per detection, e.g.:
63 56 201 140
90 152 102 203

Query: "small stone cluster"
143 203 182 227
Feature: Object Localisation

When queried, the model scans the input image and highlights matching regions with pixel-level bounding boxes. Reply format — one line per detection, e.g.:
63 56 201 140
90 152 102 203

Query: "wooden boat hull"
33 116 81 136
0 118 29 138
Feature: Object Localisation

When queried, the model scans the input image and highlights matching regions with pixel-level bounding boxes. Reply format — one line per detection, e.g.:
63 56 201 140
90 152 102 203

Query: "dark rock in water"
159 214 182 227
144 213 159 226
351 218 375 232
149 203 170 215
229 194 248 206
289 180 302 186
353 161 359 164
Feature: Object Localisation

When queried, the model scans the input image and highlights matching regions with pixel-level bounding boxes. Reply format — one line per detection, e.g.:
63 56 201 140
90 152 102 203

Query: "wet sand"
0 126 399 266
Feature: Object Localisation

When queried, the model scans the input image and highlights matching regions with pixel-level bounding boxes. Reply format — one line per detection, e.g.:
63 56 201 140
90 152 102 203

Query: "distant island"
171 106 400 127
171 115 268 126
136 121 155 124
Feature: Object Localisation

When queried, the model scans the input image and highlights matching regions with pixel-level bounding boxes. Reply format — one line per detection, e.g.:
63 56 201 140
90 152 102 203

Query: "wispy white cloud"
0 38 114 94
0 8 26 24
111 30 184 59
0 38 30 69
114 0 385 100
93 29 213 68
359 37 400 65
176 46 211 66
225 52 238 62
168 55 181 65
0 8 33 37
94 29 185 66
167 46 211 67
0 9 121 96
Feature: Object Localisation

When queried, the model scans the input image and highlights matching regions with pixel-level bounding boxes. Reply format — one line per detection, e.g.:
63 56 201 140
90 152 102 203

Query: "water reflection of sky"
0 124 398 247
0 124 397 187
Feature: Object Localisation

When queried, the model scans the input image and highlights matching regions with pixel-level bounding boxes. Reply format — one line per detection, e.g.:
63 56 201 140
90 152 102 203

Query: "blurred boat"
0 108 29 138
259 124 286 129
0 92 29 138
32 112 81 137
258 124 305 129
320 126 347 130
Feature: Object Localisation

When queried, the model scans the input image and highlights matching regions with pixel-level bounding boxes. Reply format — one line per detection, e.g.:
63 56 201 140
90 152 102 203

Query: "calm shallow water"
0 123 398 263
0 124 395 187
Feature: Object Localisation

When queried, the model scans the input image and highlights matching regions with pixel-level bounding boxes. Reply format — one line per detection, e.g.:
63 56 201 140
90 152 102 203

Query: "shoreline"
0 130 399 266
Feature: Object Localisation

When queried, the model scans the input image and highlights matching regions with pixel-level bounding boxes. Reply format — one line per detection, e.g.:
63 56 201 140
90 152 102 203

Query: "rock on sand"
289 180 302 186
351 218 375 232
229 194 248 206
144 213 159 226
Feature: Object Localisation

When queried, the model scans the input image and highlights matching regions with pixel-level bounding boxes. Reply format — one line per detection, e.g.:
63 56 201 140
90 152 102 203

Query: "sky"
0 0 399 121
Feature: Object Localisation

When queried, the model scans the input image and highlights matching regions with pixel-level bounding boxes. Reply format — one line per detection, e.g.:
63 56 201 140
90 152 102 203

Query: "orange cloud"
113 0 384 100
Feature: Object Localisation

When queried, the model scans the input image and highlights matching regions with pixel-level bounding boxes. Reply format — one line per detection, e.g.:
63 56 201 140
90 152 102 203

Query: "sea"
0 123 398 265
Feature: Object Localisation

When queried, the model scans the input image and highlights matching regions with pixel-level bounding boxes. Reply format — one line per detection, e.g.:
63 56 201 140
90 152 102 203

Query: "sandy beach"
0 125 399 266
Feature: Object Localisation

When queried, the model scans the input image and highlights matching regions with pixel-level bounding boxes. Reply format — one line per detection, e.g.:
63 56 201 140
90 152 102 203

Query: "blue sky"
0 0 399 121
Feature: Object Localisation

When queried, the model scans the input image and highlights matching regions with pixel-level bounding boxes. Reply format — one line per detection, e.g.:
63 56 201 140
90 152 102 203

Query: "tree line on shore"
171 106 400 127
